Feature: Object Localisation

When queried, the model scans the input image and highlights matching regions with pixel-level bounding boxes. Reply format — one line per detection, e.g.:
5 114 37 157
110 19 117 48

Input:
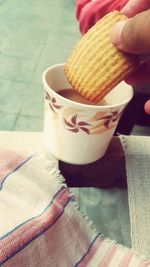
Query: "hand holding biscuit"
110 0 150 114
65 11 137 103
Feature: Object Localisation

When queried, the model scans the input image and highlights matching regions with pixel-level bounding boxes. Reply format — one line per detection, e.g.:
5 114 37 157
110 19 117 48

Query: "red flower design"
45 91 63 113
99 110 123 129
64 114 92 134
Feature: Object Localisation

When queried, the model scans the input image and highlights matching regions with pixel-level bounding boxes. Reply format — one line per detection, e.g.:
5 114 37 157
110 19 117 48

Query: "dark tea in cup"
58 88 109 106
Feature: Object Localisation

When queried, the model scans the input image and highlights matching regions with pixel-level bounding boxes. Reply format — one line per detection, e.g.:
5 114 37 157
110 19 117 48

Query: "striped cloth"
0 149 149 266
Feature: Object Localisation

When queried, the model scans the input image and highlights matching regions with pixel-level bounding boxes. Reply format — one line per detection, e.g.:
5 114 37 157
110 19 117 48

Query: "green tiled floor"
0 0 80 131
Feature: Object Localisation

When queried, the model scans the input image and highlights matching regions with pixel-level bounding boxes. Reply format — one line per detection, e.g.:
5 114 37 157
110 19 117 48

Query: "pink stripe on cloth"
118 250 133 266
138 260 150 267
98 243 118 266
77 235 102 267
0 188 70 264
1 206 100 267
0 151 150 267
0 149 29 188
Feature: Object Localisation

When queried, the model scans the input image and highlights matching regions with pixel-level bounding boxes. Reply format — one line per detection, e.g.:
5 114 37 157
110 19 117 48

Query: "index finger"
122 0 150 17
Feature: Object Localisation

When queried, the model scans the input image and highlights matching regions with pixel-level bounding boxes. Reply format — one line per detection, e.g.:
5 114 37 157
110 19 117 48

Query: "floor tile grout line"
29 33 52 83
0 77 42 86
0 108 43 120
29 7 56 83
11 107 24 131
0 54 38 62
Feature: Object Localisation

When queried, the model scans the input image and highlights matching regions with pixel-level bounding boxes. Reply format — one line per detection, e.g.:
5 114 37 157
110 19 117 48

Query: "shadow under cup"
43 63 133 165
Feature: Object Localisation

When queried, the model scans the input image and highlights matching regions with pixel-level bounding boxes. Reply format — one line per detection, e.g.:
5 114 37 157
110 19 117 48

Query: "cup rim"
43 63 134 110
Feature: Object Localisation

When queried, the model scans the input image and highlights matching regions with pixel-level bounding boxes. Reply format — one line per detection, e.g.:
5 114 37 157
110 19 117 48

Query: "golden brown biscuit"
64 11 138 102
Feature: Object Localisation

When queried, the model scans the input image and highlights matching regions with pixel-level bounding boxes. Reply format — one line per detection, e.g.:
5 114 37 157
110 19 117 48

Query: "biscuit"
64 11 137 102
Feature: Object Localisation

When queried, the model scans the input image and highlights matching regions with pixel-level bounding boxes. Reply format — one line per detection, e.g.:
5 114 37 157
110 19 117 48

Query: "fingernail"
110 20 127 46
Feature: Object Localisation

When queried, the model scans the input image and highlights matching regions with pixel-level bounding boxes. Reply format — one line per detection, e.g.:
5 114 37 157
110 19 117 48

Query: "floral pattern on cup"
45 91 63 113
64 114 92 134
45 91 124 135
63 109 123 135
89 110 124 135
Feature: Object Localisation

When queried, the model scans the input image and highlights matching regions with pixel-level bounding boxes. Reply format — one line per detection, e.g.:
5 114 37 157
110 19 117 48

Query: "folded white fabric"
0 149 149 266
121 135 150 259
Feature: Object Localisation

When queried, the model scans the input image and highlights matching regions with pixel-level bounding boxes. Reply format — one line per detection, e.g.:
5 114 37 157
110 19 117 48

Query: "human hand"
121 0 150 17
110 0 150 114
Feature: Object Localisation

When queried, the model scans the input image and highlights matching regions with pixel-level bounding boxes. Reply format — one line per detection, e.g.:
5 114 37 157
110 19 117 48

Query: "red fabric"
76 0 129 34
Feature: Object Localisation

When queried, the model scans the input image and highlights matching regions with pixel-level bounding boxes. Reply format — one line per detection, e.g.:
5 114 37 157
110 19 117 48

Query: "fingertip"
121 5 133 18
144 100 150 115
121 0 150 18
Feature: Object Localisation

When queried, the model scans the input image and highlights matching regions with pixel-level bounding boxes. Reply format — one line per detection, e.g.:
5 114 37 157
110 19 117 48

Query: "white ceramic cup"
43 63 133 165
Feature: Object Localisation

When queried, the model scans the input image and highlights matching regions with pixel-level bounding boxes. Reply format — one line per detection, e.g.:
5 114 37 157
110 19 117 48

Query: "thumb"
110 10 150 54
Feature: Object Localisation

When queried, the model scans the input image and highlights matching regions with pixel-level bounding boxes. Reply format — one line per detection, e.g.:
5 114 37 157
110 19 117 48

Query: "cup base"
44 145 107 165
